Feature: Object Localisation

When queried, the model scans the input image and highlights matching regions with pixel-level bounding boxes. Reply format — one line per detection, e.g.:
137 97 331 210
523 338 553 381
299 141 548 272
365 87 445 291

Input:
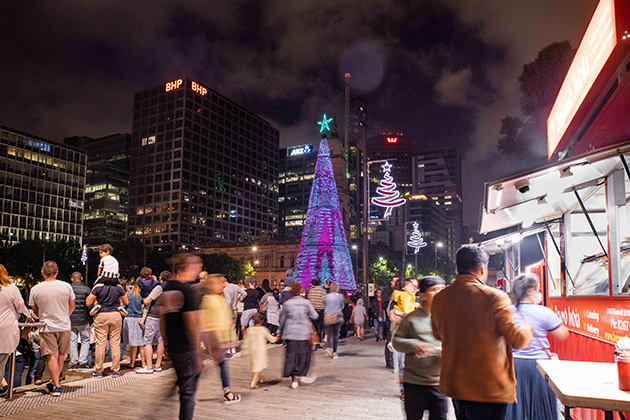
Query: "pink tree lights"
407 221 427 254
371 161 406 218
293 138 356 290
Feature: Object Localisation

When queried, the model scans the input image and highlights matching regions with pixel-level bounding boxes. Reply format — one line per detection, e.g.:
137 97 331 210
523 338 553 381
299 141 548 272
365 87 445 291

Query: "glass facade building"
0 126 87 244
128 77 280 252
412 148 463 261
65 134 131 247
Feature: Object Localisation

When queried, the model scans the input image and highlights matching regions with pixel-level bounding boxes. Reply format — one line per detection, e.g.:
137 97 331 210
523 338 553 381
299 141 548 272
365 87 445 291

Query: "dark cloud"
0 0 596 225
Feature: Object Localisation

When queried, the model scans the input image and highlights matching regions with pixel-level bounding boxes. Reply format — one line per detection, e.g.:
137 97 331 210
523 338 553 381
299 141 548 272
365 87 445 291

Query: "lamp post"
352 244 359 286
434 242 443 271
43 235 49 264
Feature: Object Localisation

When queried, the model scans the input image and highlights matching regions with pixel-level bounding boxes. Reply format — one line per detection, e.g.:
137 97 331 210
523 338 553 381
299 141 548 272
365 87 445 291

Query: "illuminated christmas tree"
407 221 427 254
371 161 405 218
294 120 356 290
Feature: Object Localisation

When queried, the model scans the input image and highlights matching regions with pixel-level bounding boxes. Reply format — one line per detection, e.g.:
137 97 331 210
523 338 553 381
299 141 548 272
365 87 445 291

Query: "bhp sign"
547 0 616 158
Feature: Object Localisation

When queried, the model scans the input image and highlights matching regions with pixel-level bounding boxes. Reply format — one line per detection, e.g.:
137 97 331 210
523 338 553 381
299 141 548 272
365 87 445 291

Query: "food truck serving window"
614 169 630 295
565 183 609 296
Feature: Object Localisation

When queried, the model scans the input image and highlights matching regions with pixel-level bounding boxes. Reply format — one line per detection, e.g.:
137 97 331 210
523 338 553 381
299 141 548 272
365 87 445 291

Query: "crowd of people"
0 243 570 420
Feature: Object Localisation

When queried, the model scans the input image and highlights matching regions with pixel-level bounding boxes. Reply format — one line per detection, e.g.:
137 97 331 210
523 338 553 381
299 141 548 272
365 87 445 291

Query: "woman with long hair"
123 280 145 369
0 264 30 395
505 273 569 420
324 283 344 358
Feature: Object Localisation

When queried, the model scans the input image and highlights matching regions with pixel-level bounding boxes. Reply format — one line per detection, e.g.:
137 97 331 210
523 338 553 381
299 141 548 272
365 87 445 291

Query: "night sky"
0 0 597 225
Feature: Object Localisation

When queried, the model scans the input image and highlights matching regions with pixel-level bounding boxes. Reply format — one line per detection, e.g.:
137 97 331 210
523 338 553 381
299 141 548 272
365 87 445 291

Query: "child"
90 243 127 317
137 268 159 298
350 298 367 340
387 279 418 352
392 279 418 317
242 313 279 389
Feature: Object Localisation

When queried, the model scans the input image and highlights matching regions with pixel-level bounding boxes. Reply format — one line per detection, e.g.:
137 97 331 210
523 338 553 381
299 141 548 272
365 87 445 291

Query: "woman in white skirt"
123 281 145 368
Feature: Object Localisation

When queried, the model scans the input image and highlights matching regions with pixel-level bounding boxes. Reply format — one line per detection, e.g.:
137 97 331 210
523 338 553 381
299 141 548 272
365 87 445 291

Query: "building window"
280 256 285 268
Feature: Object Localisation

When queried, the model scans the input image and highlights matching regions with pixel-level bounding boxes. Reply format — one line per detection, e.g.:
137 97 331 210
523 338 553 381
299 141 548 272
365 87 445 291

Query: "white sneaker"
89 304 101 317
290 381 298 389
153 366 162 372
136 367 154 374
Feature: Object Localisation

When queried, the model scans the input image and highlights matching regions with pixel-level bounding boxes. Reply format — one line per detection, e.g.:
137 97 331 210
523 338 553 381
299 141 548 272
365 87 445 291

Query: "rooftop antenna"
344 73 350 160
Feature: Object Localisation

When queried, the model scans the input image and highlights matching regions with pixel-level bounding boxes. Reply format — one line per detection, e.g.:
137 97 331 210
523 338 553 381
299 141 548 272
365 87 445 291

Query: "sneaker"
52 386 61 397
89 304 101 316
325 348 333 357
90 371 103 378
153 366 162 372
44 383 54 394
332 353 339 359
393 369 399 374
78 363 89 369
112 371 121 378
290 381 298 389
136 367 154 374
69 362 78 370
117 306 128 317
386 341 395 352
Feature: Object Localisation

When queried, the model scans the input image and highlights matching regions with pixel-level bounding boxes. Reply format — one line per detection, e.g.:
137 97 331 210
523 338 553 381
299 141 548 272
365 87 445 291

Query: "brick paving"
1 332 456 419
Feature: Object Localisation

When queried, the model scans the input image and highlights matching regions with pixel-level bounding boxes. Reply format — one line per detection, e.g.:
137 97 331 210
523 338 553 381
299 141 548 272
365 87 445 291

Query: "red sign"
547 0 617 158
387 137 398 143
549 297 630 344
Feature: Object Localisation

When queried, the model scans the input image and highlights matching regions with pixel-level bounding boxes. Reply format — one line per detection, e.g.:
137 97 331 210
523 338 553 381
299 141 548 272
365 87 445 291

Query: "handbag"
305 302 319 345
324 312 341 326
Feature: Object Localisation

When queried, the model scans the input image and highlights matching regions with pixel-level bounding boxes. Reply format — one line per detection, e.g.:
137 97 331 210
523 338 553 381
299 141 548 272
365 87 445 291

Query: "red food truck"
478 0 630 418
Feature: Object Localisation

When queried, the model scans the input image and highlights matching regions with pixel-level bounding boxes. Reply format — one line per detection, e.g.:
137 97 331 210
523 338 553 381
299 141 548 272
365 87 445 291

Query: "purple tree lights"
293 138 356 290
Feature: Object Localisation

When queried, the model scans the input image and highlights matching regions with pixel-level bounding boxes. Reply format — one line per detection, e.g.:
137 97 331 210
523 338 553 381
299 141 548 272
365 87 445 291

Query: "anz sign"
288 144 313 157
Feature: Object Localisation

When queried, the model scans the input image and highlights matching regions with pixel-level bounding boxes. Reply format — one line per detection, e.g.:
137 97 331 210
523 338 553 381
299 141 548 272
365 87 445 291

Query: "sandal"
223 390 241 404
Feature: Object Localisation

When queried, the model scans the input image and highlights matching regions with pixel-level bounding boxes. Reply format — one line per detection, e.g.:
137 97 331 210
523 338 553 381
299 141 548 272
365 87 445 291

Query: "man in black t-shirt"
159 253 202 420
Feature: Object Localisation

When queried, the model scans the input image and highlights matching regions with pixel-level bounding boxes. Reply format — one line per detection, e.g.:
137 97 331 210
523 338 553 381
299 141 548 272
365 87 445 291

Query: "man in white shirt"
29 261 75 397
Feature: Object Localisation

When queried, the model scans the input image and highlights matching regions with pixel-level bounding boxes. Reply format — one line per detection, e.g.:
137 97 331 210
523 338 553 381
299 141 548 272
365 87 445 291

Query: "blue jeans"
327 319 343 353
71 324 91 365
392 350 404 392
171 351 200 420
218 360 230 391
373 318 381 340
3 351 38 388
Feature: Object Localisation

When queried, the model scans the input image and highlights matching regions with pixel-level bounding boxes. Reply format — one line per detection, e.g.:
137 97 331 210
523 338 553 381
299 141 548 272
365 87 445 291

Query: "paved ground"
1 331 456 419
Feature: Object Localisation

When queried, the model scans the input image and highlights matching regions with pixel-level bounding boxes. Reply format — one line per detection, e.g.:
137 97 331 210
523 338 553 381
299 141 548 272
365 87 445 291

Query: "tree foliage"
497 41 576 157
200 252 254 284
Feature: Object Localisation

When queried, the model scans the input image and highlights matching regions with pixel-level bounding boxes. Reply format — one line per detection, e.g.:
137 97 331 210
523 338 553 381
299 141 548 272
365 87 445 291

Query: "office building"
128 77 280 252
0 126 87 243
65 133 131 246
278 136 351 239
412 148 463 261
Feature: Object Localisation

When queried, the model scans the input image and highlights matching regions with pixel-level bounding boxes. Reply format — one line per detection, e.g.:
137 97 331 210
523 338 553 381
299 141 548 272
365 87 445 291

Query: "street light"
379 256 384 261
43 236 50 264
435 242 443 271
351 245 359 286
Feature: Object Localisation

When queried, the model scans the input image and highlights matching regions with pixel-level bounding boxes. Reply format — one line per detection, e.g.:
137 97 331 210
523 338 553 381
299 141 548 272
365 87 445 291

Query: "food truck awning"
480 141 630 234
477 226 547 255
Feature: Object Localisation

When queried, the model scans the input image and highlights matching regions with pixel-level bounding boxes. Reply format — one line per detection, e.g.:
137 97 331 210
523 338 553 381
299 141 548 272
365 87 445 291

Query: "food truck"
478 0 630 418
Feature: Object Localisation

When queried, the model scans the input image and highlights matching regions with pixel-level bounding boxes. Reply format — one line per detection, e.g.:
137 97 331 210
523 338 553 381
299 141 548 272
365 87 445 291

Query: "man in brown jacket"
431 245 531 420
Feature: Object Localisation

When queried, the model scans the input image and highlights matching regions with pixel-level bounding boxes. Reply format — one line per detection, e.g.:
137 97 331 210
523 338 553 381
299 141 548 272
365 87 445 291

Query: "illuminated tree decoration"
294 138 356 290
371 161 406 218
407 221 427 254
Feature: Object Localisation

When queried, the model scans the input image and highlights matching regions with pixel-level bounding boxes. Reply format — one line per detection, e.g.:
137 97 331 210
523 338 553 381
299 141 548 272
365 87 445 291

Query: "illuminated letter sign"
191 81 208 96
547 0 616 158
288 144 313 157
371 161 406 219
387 137 398 143
165 79 183 92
